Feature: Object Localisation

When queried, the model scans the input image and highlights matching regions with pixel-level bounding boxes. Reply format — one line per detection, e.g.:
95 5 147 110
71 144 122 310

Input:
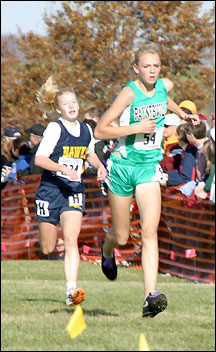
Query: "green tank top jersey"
113 78 168 163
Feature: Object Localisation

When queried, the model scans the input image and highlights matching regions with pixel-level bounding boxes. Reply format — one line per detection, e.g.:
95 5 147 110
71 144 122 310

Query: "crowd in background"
1 123 46 189
1 99 215 203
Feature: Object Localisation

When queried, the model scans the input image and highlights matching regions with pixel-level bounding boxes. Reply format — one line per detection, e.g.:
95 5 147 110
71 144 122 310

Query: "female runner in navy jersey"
35 77 107 306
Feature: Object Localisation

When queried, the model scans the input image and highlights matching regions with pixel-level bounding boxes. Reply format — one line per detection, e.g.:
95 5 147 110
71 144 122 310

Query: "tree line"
1 1 215 135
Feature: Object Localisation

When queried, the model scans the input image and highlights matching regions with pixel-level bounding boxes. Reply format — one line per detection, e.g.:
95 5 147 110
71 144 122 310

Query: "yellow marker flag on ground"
139 333 150 351
66 304 86 339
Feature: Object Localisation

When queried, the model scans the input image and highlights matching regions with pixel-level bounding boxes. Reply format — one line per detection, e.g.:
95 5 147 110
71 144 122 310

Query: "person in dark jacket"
160 123 197 187
17 123 46 177
1 126 21 189
8 137 31 182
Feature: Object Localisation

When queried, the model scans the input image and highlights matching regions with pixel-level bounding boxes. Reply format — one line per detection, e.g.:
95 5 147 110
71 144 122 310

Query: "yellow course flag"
139 333 150 351
66 304 87 339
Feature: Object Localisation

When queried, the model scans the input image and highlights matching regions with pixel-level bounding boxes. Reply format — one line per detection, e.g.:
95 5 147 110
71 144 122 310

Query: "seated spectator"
159 113 182 172
8 137 31 182
194 126 215 203
160 123 197 188
17 123 46 177
1 127 21 189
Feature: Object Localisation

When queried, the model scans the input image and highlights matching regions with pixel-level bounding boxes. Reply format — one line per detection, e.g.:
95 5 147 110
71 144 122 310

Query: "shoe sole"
151 294 167 314
142 294 167 318
67 288 86 306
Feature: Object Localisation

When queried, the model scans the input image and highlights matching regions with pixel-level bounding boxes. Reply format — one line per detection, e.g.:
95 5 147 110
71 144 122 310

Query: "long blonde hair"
36 76 76 118
131 42 161 65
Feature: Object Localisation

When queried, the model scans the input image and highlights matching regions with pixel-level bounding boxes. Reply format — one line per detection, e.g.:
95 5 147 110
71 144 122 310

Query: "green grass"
1 260 215 351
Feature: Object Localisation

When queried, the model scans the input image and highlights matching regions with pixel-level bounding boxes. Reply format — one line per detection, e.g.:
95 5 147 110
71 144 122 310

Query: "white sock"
66 281 77 294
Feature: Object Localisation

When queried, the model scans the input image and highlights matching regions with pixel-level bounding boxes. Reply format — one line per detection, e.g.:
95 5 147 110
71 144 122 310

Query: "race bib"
56 157 83 182
134 126 164 150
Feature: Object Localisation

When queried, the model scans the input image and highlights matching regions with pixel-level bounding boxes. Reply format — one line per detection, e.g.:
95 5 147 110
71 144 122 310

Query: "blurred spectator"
8 137 31 182
210 113 215 128
194 126 215 203
84 99 119 170
179 100 197 115
207 112 215 139
159 113 182 172
160 123 197 188
84 115 117 199
17 123 46 177
1 126 21 189
83 119 98 175
185 121 208 183
84 118 115 176
198 113 210 133
84 107 100 123
2 126 21 141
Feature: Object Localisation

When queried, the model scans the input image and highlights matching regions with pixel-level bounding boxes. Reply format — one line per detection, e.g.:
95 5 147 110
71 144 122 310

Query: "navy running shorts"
35 184 85 224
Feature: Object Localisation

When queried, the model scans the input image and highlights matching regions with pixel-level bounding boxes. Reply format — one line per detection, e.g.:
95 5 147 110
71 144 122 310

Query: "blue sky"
1 1 62 36
1 1 215 37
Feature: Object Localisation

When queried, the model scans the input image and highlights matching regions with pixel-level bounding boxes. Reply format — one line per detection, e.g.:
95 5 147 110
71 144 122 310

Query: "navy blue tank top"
40 119 92 193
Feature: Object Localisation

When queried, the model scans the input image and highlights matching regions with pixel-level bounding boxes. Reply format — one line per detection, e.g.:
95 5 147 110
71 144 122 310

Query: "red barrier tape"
1 175 215 283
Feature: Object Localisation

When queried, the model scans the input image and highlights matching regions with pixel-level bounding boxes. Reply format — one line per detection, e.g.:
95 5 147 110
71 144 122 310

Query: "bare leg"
39 221 58 254
135 182 161 299
103 190 133 255
60 210 83 283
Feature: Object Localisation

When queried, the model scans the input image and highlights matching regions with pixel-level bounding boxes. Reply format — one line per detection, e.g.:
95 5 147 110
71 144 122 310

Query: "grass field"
1 260 215 351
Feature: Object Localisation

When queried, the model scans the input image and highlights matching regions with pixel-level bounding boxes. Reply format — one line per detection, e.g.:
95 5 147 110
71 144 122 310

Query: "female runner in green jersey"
94 42 199 318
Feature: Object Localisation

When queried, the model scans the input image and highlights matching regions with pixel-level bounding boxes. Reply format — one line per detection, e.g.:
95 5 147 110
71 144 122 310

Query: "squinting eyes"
62 101 77 105
143 65 160 68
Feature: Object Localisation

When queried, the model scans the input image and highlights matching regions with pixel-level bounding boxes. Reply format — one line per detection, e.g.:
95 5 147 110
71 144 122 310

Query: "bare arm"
86 153 107 181
94 86 156 140
168 96 200 125
161 78 200 125
161 77 174 93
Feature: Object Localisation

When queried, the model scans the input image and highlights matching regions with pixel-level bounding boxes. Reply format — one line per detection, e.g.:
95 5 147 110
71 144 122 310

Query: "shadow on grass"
21 298 119 316
21 298 63 303
80 309 118 317
50 308 119 316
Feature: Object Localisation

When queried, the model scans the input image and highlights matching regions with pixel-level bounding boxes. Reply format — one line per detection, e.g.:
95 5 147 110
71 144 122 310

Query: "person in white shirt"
35 76 107 306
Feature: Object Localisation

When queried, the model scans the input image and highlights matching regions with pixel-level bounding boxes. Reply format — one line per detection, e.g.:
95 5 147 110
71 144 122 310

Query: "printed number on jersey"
134 126 164 150
56 157 83 181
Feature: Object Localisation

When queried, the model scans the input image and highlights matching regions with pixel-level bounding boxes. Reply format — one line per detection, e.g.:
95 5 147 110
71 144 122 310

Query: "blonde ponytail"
36 76 59 118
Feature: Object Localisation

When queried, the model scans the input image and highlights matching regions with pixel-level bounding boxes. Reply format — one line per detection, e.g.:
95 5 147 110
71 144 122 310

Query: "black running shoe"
101 238 117 280
142 291 167 318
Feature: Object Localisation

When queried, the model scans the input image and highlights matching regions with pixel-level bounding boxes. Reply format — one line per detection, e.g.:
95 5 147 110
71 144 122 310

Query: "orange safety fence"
1 175 215 284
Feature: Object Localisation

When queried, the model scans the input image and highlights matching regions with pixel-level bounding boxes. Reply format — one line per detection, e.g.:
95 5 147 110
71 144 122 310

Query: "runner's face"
57 92 79 121
134 53 161 86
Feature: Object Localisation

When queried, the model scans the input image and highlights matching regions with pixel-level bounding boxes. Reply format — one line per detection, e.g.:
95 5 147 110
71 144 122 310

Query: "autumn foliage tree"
1 1 215 135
